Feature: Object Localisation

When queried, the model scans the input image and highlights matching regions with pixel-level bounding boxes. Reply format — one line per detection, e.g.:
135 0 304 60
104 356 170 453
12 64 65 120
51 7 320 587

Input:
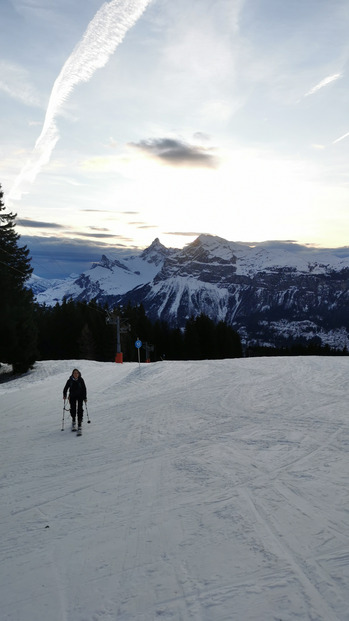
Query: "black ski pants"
70 398 84 425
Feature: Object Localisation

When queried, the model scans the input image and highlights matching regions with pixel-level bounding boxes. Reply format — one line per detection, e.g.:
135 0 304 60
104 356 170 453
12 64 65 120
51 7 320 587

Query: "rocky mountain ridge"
31 235 349 349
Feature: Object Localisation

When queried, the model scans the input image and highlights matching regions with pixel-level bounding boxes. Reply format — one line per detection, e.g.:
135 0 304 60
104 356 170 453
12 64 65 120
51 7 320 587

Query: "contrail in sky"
304 72 342 97
332 131 349 144
9 0 151 201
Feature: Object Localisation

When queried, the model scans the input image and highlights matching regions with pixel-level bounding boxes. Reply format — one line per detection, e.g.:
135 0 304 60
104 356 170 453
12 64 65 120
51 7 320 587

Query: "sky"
2 0 349 278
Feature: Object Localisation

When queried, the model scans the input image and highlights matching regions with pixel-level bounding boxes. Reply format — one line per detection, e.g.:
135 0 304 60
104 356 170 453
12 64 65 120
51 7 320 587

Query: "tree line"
35 300 243 363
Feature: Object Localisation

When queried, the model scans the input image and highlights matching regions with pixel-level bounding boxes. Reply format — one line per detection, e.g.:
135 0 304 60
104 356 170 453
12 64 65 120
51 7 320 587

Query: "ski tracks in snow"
1 357 349 620
239 487 344 621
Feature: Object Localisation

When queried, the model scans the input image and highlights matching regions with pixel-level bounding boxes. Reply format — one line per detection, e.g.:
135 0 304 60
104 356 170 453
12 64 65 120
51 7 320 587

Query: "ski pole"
61 400 66 431
85 402 91 424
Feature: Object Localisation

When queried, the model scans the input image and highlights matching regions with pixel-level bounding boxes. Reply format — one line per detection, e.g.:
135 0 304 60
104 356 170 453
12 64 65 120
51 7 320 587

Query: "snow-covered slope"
28 273 73 296
30 234 349 349
1 357 349 620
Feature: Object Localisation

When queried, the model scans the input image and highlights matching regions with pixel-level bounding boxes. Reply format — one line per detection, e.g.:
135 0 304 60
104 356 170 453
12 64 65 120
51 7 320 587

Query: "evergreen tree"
0 184 37 372
215 320 243 359
184 314 242 360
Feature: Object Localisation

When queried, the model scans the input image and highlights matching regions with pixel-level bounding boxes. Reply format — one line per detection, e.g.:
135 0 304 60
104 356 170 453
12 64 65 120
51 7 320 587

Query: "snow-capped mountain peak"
140 237 171 265
30 235 349 349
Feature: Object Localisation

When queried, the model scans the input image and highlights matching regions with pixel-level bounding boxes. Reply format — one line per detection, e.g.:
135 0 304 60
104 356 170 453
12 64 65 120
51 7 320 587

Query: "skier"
63 368 87 434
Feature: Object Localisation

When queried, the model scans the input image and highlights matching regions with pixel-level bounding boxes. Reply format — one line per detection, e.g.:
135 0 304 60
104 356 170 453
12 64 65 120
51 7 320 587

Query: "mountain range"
30 234 349 349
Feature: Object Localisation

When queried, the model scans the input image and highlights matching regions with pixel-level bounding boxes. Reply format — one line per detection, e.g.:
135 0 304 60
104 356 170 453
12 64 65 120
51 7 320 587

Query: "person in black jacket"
63 368 87 431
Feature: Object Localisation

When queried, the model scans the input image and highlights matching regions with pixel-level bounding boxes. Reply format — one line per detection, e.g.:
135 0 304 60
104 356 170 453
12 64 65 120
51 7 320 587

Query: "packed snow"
1 356 348 621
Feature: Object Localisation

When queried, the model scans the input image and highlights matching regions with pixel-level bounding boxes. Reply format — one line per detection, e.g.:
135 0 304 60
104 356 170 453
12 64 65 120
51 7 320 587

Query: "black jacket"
63 376 87 400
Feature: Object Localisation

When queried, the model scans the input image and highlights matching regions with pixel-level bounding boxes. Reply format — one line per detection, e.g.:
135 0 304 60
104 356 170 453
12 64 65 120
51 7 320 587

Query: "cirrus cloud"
304 72 342 97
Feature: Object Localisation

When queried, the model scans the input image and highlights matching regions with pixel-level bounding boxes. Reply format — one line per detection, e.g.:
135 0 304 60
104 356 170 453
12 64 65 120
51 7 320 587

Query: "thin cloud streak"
304 72 342 97
333 131 349 144
9 0 152 202
0 60 41 107
17 218 66 229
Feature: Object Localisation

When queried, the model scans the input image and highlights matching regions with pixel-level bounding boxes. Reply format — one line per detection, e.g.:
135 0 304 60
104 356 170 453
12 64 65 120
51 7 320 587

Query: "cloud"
0 61 42 107
193 132 211 142
81 209 114 213
17 218 66 229
22 234 138 278
16 219 119 243
164 231 203 237
88 226 110 232
71 231 116 239
9 0 152 202
130 137 219 168
136 224 159 230
10 0 55 19
333 131 349 145
304 72 342 97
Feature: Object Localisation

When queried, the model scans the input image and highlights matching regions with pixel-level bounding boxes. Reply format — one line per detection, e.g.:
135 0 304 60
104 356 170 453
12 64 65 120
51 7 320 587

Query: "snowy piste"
1 357 348 621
